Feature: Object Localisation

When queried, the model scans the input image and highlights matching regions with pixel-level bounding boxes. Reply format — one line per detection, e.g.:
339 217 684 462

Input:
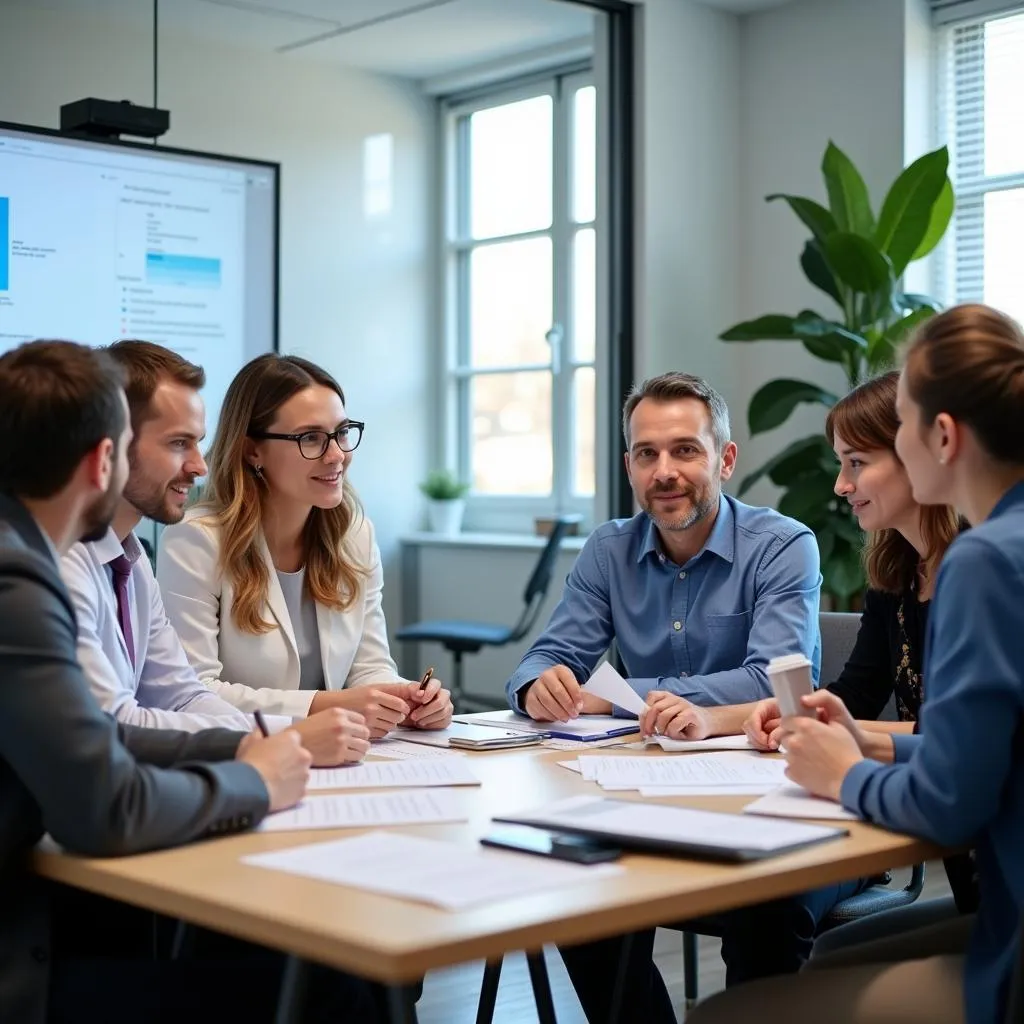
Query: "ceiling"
3 0 597 80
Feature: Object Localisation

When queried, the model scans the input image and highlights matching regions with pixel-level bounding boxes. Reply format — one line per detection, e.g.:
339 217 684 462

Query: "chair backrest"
819 611 862 686
506 517 576 642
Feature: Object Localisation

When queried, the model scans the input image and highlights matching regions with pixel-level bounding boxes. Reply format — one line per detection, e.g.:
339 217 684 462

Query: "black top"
827 582 977 913
828 587 928 723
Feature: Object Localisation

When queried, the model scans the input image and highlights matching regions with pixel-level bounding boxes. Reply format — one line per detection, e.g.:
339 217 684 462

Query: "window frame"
934 7 1024 307
438 66 597 534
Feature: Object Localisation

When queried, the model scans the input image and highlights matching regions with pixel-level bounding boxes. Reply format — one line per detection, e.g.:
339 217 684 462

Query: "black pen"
253 710 270 737
418 666 434 693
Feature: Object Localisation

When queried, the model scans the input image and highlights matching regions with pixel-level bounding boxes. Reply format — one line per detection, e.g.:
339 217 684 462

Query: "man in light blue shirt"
506 372 856 1022
507 372 821 718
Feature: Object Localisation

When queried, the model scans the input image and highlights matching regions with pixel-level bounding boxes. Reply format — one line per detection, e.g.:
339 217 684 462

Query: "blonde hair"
201 354 367 635
826 371 961 593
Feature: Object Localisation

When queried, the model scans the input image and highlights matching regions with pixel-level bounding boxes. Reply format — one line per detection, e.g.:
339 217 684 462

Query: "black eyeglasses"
250 421 365 460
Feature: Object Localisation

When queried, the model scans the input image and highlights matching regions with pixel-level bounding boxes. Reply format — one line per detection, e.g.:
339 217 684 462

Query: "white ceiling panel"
292 0 594 79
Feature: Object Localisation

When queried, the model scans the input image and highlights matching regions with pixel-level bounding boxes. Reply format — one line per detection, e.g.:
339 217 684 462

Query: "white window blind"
935 6 1024 324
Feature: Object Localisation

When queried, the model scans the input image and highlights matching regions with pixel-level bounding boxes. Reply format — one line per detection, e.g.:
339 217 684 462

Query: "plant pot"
426 498 465 535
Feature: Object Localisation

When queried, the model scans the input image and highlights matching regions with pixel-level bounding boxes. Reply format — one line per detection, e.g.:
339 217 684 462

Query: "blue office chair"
395 516 576 710
679 611 925 1009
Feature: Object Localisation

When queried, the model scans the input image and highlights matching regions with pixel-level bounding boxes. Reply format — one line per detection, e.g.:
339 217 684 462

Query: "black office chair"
395 516 576 711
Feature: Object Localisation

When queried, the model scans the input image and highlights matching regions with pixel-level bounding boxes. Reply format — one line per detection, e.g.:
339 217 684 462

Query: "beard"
123 449 194 526
80 473 123 543
642 483 717 533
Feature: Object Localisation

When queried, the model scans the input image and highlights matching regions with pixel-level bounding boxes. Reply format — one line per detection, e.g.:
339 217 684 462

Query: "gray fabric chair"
679 609 923 1007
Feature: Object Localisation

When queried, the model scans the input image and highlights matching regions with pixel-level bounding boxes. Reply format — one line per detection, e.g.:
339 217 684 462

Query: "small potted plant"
419 469 469 535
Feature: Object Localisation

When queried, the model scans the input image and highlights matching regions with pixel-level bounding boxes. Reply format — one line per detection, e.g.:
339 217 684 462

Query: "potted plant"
721 142 954 608
420 469 469 535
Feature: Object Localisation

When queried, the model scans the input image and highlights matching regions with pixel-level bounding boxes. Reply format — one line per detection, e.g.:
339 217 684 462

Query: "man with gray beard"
504 372 849 1021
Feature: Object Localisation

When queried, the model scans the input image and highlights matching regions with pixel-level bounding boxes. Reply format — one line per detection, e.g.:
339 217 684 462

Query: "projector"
60 98 170 140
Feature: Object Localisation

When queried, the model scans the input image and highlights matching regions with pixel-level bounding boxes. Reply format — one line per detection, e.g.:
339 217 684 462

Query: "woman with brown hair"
157 354 452 736
689 302 1024 1024
639 370 963 746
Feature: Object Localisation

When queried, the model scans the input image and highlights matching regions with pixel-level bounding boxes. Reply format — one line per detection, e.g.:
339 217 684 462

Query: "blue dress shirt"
506 495 822 713
841 481 1024 1024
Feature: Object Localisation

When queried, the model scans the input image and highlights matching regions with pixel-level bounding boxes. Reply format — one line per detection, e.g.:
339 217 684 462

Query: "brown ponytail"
902 303 1024 466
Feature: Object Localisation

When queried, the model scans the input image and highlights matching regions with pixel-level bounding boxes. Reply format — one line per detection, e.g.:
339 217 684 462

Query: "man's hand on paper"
639 692 711 740
290 708 371 765
238 728 312 811
525 666 586 721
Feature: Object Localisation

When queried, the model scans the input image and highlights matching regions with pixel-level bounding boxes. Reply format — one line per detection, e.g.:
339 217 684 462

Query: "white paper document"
581 662 647 716
559 759 583 773
743 785 859 821
639 784 778 797
258 789 468 832
542 737 627 751
307 758 480 791
577 754 789 790
370 738 465 760
244 830 621 910
639 735 755 753
453 710 636 739
501 794 845 856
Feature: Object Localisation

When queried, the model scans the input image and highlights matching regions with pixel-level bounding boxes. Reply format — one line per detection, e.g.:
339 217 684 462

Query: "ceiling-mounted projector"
60 98 170 140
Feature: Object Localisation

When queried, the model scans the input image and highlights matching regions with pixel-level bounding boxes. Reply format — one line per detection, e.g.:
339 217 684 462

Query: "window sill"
400 531 587 552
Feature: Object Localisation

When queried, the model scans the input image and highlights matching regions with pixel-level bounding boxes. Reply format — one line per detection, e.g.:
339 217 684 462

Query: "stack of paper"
243 830 622 909
574 754 788 796
371 738 466 760
743 785 859 821
637 734 755 753
307 758 479 791
259 789 469 832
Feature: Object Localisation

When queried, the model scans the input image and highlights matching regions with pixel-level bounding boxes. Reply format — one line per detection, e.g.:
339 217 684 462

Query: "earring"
252 463 265 480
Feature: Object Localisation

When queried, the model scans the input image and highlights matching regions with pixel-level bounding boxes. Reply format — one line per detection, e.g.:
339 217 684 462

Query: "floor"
416 861 955 1023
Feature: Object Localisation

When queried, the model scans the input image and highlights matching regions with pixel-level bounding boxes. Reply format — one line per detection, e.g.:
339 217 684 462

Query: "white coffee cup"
767 654 815 718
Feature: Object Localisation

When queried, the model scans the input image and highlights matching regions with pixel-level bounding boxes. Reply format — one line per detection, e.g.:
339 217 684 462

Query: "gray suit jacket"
0 493 270 1024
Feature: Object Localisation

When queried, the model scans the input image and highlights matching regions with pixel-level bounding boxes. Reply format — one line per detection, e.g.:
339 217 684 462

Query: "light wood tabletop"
33 743 941 984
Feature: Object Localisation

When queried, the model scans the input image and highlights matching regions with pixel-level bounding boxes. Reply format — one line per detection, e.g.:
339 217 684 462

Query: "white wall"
0 3 433 630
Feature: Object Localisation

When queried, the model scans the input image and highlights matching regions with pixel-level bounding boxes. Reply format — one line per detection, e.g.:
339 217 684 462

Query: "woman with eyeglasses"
158 354 453 737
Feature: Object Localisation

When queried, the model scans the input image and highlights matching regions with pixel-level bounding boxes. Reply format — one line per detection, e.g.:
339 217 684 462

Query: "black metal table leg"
385 983 420 1024
526 950 558 1024
607 932 636 1024
274 956 309 1024
476 958 503 1024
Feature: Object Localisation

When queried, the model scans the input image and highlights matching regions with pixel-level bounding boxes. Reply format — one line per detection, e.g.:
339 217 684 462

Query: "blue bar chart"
145 252 222 288
0 197 9 292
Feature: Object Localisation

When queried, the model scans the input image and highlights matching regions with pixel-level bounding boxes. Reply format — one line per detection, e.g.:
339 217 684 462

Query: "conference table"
32 737 942 1024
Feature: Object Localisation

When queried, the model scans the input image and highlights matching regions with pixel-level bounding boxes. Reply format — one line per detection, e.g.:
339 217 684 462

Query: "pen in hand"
253 710 270 738
417 666 434 694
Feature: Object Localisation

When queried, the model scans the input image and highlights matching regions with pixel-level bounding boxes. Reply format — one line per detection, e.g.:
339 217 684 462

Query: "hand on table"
777 715 864 801
639 692 712 740
743 698 782 751
373 681 454 730
290 708 371 765
310 687 410 739
523 666 584 721
237 729 311 811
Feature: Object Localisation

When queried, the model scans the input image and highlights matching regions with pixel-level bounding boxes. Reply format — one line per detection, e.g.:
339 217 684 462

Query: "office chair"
679 611 925 1009
395 516 576 710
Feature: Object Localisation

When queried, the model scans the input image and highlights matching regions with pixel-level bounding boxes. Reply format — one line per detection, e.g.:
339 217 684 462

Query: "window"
441 70 597 531
936 6 1024 321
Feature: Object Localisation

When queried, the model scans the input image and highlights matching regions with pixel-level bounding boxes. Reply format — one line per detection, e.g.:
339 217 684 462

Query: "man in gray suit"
0 340 360 1023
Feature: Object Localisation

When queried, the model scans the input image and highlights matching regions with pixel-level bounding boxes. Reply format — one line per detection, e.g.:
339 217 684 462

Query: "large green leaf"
748 378 839 435
777 472 836 524
793 311 867 365
768 433 836 486
874 147 949 276
868 307 935 370
893 292 942 315
720 314 798 341
824 233 893 293
816 526 836 566
823 540 865 600
911 177 954 261
766 194 838 243
822 141 875 236
800 240 843 305
737 435 832 496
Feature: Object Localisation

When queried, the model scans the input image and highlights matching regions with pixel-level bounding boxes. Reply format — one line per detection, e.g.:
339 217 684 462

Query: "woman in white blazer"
157 354 453 737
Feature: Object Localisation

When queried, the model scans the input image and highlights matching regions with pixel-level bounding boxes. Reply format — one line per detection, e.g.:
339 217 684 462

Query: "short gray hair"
622 372 731 450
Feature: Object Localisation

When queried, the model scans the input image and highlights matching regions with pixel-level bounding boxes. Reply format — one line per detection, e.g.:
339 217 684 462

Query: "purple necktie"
109 554 135 668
